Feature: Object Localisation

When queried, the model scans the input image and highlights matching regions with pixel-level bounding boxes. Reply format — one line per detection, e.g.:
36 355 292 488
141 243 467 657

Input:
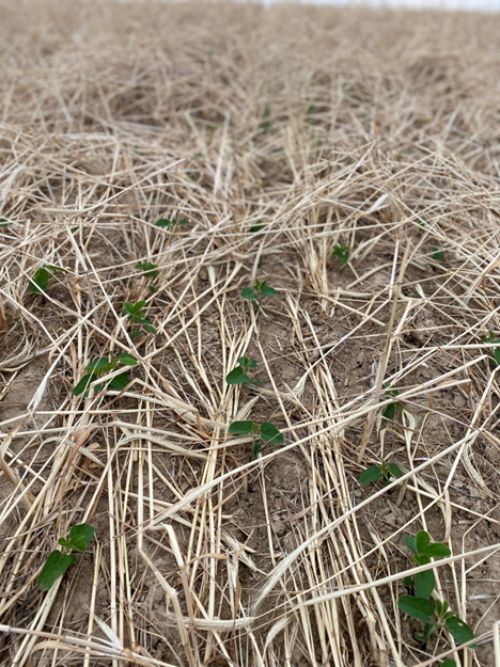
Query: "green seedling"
135 261 159 280
37 523 95 591
0 218 9 227
28 265 67 295
228 420 284 460
123 301 156 335
403 530 451 600
226 356 260 385
240 280 277 305
332 244 351 266
250 221 266 233
440 661 457 667
155 217 189 229
73 354 138 397
399 596 475 648
481 331 500 368
359 460 403 485
258 106 272 133
381 385 403 420
398 531 474 649
431 246 446 262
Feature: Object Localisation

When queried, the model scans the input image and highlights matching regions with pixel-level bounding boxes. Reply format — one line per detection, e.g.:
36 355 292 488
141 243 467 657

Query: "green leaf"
226 367 251 385
72 374 94 396
108 372 130 390
432 246 445 262
424 543 451 558
358 465 384 485
332 244 350 265
123 301 145 316
415 570 436 599
440 661 457 667
240 287 257 302
155 218 176 229
388 462 403 479
260 423 284 445
28 267 50 294
144 321 157 334
228 421 257 437
260 284 277 297
239 356 257 371
445 616 475 645
85 358 116 374
405 535 417 555
136 262 159 279
117 354 138 367
250 222 265 233
415 530 430 554
37 551 76 591
155 217 188 229
68 524 95 552
398 596 434 624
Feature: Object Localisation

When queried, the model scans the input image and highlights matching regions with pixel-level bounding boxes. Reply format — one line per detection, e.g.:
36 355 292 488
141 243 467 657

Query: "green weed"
37 523 95 591
228 420 284 460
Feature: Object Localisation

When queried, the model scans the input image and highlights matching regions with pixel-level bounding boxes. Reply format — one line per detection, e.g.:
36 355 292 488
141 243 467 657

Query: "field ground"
0 2 499 666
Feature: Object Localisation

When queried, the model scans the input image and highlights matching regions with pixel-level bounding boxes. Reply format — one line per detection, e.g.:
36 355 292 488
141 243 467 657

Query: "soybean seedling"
136 261 159 280
240 280 277 305
481 331 500 368
398 531 475 648
431 246 446 262
73 354 138 397
332 244 351 266
28 265 67 295
226 356 260 385
155 217 189 229
359 460 403 486
381 384 403 420
228 420 284 460
37 523 95 591
123 301 156 335
250 221 266 233
399 596 475 648
402 530 451 600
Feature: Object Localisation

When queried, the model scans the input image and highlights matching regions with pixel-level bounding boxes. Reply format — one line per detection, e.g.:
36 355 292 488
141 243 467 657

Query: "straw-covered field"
0 1 499 665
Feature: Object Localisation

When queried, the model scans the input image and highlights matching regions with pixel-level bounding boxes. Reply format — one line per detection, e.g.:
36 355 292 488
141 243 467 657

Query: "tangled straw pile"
0 1 499 665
